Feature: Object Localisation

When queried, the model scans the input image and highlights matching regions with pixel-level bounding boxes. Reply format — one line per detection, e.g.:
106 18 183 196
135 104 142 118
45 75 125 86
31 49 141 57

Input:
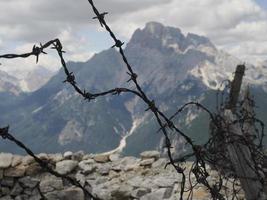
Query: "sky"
0 0 267 76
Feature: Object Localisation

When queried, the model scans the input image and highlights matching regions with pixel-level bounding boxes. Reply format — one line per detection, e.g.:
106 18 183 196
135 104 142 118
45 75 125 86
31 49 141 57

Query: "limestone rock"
25 162 42 176
10 182 23 196
1 177 14 187
19 176 39 188
11 155 22 167
63 151 73 159
140 158 155 166
56 160 78 175
93 154 110 163
72 151 84 161
0 153 13 169
59 187 84 200
40 175 63 193
111 185 133 200
0 196 13 200
0 169 3 179
49 153 63 163
131 188 152 198
78 159 96 174
22 156 35 165
109 154 120 162
141 188 173 200
140 151 160 160
4 165 26 177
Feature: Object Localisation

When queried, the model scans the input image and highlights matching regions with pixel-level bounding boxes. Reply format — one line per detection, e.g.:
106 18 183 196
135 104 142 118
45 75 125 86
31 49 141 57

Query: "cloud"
0 0 267 75
105 0 267 63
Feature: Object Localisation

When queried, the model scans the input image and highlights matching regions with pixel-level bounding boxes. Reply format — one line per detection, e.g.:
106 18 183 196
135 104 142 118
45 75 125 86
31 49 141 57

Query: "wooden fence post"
223 65 266 199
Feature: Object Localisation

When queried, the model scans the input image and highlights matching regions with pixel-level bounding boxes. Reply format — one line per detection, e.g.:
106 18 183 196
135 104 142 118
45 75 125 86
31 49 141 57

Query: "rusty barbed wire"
0 127 102 200
0 0 266 199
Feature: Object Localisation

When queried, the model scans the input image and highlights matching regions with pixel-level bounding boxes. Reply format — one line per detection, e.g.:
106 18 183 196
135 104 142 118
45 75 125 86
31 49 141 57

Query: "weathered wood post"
223 65 266 200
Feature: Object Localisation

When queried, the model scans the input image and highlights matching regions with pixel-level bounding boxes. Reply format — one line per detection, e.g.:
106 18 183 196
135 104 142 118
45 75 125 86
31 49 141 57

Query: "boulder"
56 160 78 175
25 162 42 176
59 187 84 200
93 154 110 163
140 188 173 200
78 159 96 174
63 151 73 159
22 156 35 166
0 169 3 179
11 155 22 167
19 176 39 188
109 154 120 162
48 153 63 163
140 151 160 160
140 158 155 166
0 153 13 169
111 185 133 200
10 182 23 196
72 151 84 161
131 188 152 198
40 175 63 193
4 165 26 177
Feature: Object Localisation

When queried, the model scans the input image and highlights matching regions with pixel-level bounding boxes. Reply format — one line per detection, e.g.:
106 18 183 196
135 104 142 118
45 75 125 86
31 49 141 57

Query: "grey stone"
63 151 73 159
0 196 13 200
0 153 13 169
19 176 39 188
97 165 110 175
72 151 84 161
140 151 160 160
152 158 167 168
140 158 155 166
131 188 152 198
1 177 14 187
4 165 26 177
153 176 178 188
37 153 49 161
1 187 10 195
40 175 63 193
48 153 63 163
25 162 42 176
109 154 120 162
140 188 172 200
29 188 42 200
111 185 133 200
11 155 22 167
59 187 84 200
93 154 110 163
10 182 23 196
55 160 78 175
78 159 96 174
22 156 35 165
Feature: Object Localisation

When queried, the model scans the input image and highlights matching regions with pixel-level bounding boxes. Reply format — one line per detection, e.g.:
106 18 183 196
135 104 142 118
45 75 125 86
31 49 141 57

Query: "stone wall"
0 151 242 200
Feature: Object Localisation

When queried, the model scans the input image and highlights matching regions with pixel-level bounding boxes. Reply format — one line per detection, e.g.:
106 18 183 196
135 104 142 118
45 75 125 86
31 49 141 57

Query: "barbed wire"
0 126 101 200
0 0 265 199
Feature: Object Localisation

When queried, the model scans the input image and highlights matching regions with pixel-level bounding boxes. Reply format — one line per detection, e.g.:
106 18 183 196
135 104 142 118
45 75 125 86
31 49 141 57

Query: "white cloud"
0 0 267 76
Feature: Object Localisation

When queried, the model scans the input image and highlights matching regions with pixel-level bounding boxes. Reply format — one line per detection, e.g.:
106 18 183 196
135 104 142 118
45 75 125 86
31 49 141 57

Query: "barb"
0 0 265 199
0 127 101 200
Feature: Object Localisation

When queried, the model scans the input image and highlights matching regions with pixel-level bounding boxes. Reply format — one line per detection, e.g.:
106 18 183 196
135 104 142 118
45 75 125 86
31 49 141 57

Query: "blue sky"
0 0 267 77
255 0 267 9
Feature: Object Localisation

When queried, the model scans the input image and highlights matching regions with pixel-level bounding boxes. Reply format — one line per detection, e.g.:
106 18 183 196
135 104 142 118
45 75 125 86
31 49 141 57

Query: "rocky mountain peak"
128 21 214 52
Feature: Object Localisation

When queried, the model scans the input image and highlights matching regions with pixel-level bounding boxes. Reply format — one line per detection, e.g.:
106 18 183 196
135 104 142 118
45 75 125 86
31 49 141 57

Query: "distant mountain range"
0 67 55 93
0 22 266 156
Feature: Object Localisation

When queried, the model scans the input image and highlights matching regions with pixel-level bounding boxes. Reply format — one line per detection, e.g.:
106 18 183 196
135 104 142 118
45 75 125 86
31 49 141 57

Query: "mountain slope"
0 22 266 155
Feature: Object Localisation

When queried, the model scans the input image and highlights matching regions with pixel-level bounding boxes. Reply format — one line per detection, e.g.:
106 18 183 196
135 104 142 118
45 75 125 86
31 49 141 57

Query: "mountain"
19 66 55 92
0 22 266 156
0 70 21 95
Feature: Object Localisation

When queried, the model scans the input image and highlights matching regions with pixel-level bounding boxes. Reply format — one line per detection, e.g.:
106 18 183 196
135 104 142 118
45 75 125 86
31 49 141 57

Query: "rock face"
0 151 243 200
